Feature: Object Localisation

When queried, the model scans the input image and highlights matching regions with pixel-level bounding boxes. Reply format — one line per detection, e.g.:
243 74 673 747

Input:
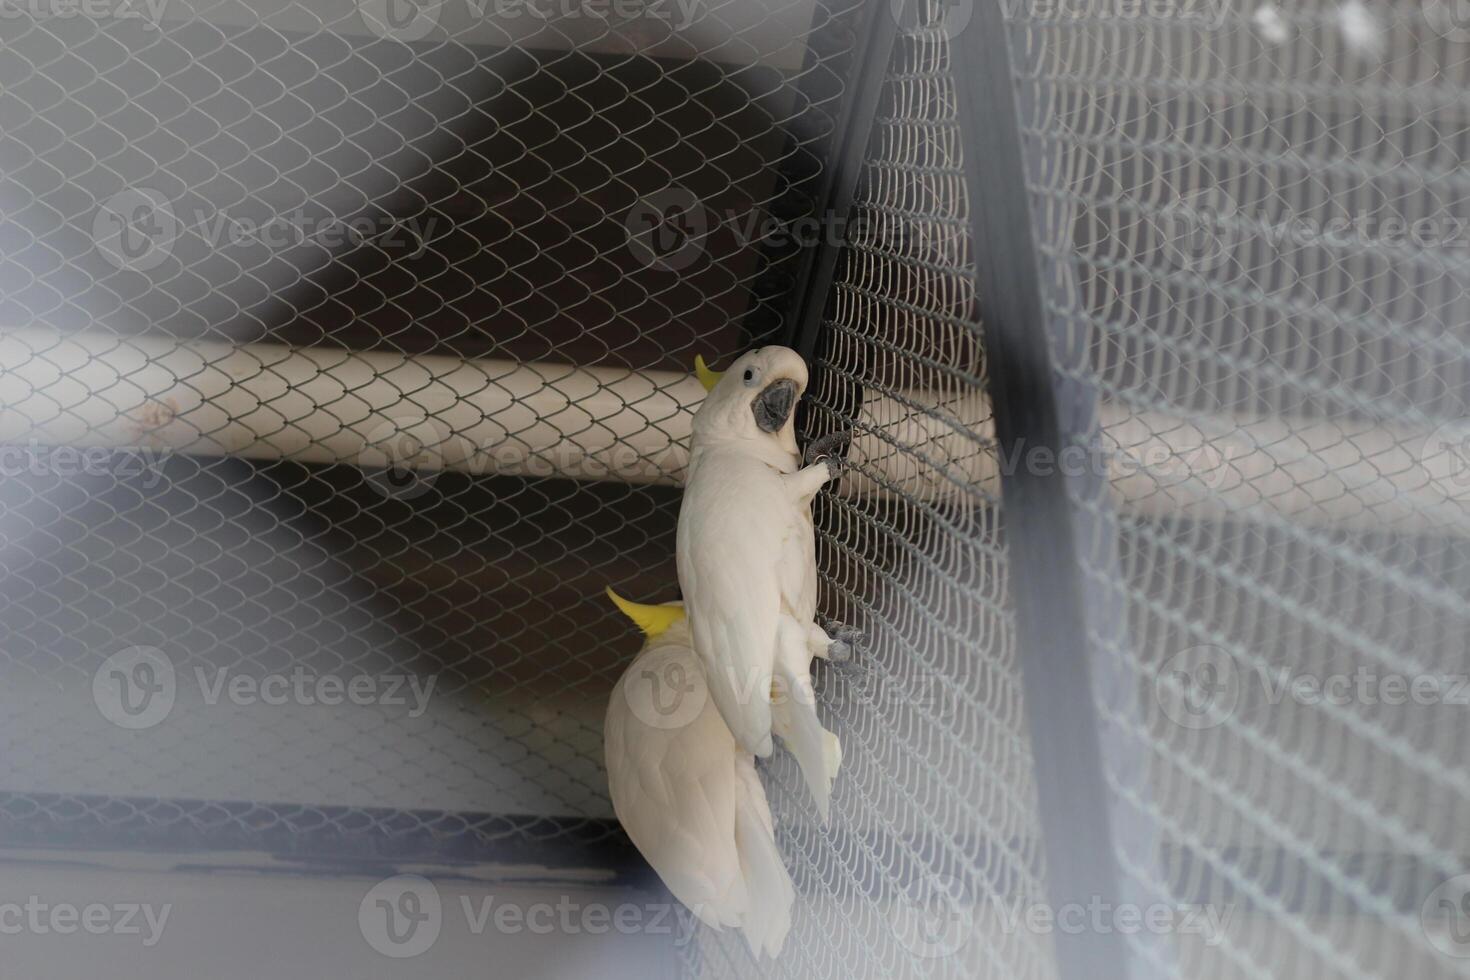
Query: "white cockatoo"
603 588 794 959
676 347 855 822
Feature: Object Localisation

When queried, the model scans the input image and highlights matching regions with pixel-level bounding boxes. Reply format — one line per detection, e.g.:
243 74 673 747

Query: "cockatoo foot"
823 622 864 662
802 430 852 478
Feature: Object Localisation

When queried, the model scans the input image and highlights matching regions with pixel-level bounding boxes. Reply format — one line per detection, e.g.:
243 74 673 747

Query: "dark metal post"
785 0 906 363
950 3 1172 979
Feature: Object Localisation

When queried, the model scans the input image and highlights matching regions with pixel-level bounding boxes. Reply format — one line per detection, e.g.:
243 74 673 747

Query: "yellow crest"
605 587 685 637
694 354 724 393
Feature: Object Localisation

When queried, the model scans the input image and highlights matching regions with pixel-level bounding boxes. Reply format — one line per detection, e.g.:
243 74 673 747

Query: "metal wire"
4 0 1469 977
693 2 1056 976
0 0 862 854
1003 0 1470 977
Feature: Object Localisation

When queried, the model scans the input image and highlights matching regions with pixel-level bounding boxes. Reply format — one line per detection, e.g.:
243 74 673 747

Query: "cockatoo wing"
605 649 747 928
677 450 790 757
777 503 818 624
732 755 794 958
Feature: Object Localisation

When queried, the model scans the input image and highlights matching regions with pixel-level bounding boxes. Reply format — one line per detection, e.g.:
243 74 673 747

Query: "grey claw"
825 622 864 662
804 431 852 470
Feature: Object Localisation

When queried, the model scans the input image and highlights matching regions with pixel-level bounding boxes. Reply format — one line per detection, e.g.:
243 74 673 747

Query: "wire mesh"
1000 0 1470 977
691 1 1057 976
5 0 1469 976
0 0 865 856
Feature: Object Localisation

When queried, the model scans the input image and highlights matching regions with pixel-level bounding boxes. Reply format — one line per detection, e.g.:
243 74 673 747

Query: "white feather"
677 346 843 820
1338 0 1385 56
604 618 795 958
1252 3 1290 44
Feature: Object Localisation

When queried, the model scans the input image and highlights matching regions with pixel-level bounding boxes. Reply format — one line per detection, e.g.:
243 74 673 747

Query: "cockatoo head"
605 588 690 648
691 346 808 457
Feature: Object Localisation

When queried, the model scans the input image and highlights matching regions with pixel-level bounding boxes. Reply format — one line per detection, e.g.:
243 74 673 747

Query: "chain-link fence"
695 1 1056 976
3 0 1470 977
992 0 1470 977
0 0 866 861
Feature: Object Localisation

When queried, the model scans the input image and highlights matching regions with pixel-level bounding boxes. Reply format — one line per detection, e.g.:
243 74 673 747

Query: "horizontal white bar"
1 328 1462 532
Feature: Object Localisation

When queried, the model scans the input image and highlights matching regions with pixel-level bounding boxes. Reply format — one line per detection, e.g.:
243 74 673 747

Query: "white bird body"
1338 0 1384 56
676 347 843 821
603 601 794 958
1252 3 1290 44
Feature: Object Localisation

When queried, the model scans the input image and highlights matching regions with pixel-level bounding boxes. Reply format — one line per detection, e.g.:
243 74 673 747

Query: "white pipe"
846 388 1469 531
0 328 700 486
0 329 1462 532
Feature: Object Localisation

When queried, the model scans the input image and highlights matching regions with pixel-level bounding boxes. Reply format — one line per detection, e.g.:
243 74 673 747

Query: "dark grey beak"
752 379 798 433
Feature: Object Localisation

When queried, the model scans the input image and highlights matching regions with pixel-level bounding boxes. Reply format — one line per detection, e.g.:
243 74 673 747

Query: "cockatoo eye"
742 368 758 385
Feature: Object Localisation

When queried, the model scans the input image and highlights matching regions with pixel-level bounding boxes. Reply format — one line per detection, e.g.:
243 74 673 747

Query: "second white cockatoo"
675 346 856 822
603 588 794 959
